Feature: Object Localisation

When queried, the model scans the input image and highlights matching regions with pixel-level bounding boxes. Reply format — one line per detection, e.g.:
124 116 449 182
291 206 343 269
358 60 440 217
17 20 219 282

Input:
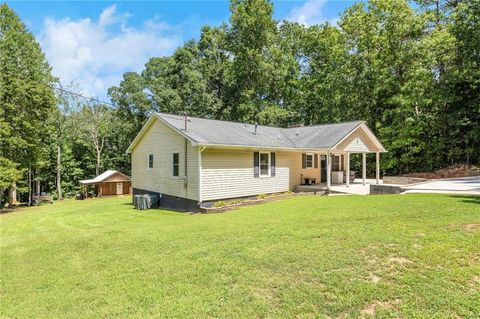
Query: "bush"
257 194 268 200
212 199 244 208
212 201 228 208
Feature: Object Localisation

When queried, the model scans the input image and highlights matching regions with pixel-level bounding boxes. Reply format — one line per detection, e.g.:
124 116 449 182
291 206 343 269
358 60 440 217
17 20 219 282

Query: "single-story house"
79 170 131 196
127 113 386 211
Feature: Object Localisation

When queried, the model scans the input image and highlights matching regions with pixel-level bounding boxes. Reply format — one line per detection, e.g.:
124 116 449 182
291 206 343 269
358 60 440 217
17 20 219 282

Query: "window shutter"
314 154 318 168
253 152 259 177
302 153 306 169
271 152 276 177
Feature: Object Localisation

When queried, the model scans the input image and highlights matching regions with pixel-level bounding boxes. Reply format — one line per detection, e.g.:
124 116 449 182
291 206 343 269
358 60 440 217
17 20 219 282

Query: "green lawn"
1 195 479 318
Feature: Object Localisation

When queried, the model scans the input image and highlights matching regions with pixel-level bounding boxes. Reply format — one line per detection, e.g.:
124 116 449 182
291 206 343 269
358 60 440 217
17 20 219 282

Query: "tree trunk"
28 167 32 206
57 144 62 200
36 169 40 195
96 150 101 176
8 182 17 205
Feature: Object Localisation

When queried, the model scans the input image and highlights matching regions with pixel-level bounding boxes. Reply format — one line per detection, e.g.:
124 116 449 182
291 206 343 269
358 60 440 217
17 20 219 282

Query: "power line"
51 85 117 107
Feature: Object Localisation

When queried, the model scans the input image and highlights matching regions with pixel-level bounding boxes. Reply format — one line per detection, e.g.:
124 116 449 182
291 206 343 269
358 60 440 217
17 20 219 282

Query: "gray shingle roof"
156 113 364 149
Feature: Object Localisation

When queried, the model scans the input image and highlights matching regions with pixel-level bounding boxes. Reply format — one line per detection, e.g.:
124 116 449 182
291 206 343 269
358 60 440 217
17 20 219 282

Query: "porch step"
293 185 327 195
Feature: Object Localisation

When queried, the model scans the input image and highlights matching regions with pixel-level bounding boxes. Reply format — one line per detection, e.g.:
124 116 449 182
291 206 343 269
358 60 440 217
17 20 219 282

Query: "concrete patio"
294 179 381 195
401 176 480 195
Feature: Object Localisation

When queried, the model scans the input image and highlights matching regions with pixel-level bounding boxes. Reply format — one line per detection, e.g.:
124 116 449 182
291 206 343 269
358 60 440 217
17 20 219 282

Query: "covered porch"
294 122 386 193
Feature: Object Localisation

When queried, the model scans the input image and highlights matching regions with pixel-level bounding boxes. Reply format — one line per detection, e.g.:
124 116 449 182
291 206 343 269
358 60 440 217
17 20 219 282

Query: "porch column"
376 152 380 184
326 151 331 190
346 152 350 187
362 152 366 185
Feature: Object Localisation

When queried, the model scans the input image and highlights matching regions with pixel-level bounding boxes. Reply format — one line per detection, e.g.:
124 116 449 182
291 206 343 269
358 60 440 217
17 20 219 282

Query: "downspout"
184 138 188 191
183 113 189 193
198 146 206 207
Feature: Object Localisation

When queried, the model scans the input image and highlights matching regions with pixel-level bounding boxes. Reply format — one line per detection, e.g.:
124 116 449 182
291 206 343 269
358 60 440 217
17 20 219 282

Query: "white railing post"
326 151 331 190
362 152 366 185
376 152 380 184
346 152 350 187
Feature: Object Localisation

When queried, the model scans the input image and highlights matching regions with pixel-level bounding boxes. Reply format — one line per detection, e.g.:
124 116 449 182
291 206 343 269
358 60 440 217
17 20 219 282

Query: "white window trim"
171 151 180 179
332 154 341 171
147 154 154 170
259 151 271 177
305 153 314 169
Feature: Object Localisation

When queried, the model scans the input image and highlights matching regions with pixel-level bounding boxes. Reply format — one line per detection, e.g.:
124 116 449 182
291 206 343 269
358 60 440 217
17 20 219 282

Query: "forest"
1 0 479 205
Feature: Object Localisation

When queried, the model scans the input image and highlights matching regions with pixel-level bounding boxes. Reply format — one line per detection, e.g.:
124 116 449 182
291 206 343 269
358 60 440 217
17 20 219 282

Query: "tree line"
1 0 479 205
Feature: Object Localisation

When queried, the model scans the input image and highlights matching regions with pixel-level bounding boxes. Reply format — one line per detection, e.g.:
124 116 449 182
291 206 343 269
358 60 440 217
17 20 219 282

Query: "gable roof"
79 170 130 185
127 113 386 152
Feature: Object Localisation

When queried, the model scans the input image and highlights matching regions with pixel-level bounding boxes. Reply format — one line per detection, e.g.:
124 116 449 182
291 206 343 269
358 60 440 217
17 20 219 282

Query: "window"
259 152 270 177
332 155 341 171
305 153 314 168
148 154 154 169
172 152 179 177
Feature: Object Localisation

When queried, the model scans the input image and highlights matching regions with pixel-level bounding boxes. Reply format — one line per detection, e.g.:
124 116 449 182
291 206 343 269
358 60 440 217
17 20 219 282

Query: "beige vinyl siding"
284 152 321 189
342 137 369 152
130 119 199 201
335 126 380 152
201 149 321 201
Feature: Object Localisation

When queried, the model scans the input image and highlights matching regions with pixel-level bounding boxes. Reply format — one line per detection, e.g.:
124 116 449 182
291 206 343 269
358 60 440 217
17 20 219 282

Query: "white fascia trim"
126 114 157 153
195 143 330 152
127 114 199 154
360 123 387 152
154 114 198 145
332 122 386 153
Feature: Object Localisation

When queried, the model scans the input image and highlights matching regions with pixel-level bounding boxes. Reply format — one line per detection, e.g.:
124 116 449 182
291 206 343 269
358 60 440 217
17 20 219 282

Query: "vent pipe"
184 112 188 130
254 122 258 135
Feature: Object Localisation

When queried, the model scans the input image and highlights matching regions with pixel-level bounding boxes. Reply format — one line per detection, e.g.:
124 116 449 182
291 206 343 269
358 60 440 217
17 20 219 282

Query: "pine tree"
0 4 56 203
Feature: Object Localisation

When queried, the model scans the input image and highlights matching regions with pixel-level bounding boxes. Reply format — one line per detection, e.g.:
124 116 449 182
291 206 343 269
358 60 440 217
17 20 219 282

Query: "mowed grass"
1 195 479 318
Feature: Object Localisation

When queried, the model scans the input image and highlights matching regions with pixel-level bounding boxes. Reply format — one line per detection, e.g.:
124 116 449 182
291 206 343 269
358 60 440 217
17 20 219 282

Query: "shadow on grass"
448 195 480 205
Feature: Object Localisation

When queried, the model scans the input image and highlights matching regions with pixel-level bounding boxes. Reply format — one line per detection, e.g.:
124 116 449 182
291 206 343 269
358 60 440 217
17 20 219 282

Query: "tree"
78 104 114 176
0 4 56 203
226 0 278 123
48 83 81 199
0 157 23 207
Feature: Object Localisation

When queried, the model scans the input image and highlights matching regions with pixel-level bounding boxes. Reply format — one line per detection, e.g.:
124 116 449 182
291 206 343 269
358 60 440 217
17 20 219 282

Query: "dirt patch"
404 164 479 179
253 287 277 302
463 224 480 231
468 275 480 292
368 273 381 283
449 224 480 231
388 256 413 265
361 299 402 317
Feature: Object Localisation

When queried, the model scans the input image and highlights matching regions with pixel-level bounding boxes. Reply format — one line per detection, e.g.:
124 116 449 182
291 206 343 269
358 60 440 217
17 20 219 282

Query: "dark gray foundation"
132 188 199 212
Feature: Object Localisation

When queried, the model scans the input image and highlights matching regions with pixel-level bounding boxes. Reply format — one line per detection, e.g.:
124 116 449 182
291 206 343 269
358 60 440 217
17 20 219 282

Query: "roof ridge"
283 120 364 130
156 112 282 129
156 112 364 130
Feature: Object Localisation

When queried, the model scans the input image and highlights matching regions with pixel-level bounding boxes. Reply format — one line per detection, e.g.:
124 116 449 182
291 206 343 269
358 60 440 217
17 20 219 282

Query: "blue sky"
7 1 356 99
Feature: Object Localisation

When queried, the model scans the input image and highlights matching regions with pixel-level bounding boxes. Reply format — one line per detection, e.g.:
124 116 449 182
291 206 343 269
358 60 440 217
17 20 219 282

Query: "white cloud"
39 5 180 99
286 0 336 27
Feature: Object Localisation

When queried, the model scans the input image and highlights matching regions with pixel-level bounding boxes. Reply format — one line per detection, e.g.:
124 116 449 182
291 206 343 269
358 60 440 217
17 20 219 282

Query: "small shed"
79 170 131 196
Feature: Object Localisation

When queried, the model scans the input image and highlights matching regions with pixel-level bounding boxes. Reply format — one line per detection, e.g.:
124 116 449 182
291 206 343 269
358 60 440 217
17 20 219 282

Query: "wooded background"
1 0 479 204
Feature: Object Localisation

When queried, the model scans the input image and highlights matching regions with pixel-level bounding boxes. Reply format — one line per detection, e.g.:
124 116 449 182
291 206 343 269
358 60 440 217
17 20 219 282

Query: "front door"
320 155 327 182
116 182 123 195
